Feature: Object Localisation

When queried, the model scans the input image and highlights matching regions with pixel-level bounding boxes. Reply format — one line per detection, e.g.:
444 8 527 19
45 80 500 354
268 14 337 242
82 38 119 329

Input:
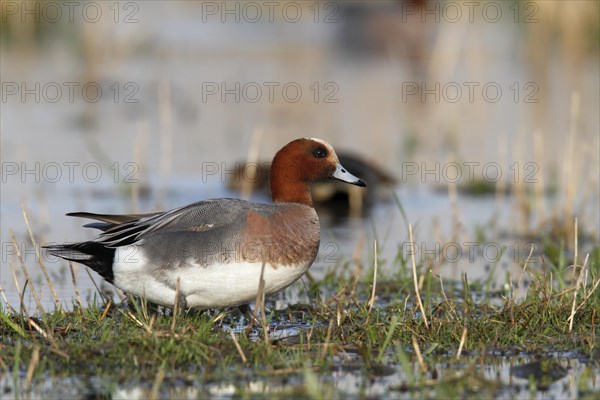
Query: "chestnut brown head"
269 138 365 206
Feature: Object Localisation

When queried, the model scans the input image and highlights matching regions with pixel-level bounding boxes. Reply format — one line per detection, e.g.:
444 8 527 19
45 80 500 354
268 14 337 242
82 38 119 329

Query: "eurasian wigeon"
45 138 365 309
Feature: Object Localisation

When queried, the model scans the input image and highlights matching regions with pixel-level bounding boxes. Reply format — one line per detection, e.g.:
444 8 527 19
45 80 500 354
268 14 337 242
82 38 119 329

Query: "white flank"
112 245 311 309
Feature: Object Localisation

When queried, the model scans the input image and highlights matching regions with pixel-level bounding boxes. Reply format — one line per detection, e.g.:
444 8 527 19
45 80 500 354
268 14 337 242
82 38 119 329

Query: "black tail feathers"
44 242 115 283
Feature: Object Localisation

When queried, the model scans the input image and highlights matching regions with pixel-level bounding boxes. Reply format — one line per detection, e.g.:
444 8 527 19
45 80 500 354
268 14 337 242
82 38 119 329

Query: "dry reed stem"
123 310 143 327
149 363 166 400
69 263 85 310
418 266 426 291
350 234 366 297
447 155 460 245
412 336 427 374
456 327 468 360
409 224 429 329
132 121 148 213
0 286 18 314
515 244 535 302
241 126 264 200
158 79 173 208
367 240 378 314
254 262 267 317
582 257 590 298
211 309 232 325
22 206 61 311
429 218 444 275
575 134 600 222
568 253 589 332
508 274 515 324
335 289 345 326
533 129 545 222
564 92 580 224
258 280 269 345
575 276 600 314
438 275 459 322
48 347 69 360
148 314 156 332
140 294 150 323
247 261 269 344
230 332 248 363
26 317 52 341
0 353 8 371
84 268 107 304
122 310 153 335
572 217 578 281
446 161 462 244
427 16 467 80
24 345 40 392
513 131 530 234
10 230 44 315
495 135 508 219
319 319 334 362
99 299 113 321
9 260 27 315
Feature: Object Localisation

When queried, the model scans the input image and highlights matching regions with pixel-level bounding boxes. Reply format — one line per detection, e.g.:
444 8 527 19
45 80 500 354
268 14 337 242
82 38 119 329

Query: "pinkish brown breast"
241 204 320 267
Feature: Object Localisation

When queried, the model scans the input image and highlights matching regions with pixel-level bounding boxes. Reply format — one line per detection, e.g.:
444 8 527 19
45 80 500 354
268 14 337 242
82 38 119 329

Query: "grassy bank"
1 229 599 398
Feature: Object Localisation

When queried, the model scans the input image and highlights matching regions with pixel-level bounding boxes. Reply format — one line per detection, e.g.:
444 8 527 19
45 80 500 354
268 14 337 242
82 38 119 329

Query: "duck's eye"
312 148 327 158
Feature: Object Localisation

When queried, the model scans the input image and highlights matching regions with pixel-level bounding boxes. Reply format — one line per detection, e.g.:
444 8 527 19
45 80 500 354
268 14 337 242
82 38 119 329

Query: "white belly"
112 245 312 309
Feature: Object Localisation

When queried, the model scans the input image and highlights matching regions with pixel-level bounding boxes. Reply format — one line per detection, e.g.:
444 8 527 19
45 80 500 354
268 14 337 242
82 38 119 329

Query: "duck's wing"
68 211 163 231
70 198 253 248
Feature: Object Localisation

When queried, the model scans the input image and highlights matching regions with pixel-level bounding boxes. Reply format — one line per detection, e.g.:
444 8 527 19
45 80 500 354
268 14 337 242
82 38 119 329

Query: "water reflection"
2 352 595 399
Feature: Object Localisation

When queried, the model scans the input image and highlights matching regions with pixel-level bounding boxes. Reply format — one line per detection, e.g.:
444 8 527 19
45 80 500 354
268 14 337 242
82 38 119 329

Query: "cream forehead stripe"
306 137 328 145
306 137 336 153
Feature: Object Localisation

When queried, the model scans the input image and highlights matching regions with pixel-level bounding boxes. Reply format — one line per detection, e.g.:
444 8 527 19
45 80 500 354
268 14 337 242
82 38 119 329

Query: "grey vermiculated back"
95 199 253 247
